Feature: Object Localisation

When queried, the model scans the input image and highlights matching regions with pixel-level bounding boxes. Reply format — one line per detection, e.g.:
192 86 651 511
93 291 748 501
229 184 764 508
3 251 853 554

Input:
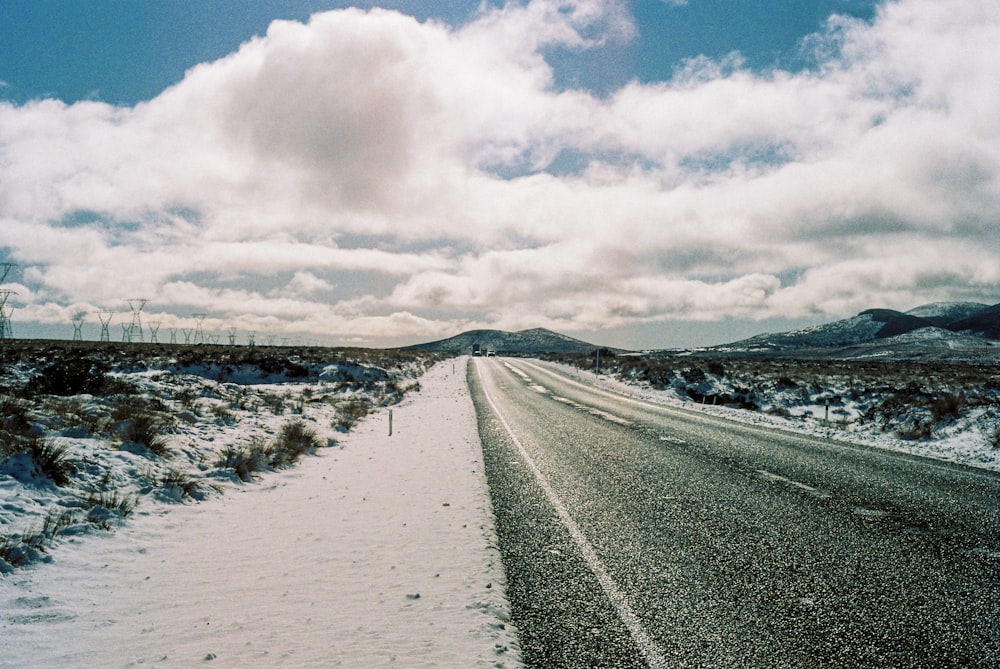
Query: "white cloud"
1 0 998 347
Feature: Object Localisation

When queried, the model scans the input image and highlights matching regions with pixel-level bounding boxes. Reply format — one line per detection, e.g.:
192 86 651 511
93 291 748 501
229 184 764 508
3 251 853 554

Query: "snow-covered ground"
0 358 522 668
536 358 1000 473
3 343 997 667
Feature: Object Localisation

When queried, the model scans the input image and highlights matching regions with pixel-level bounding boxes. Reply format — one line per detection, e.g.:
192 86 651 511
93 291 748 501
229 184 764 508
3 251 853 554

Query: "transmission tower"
182 329 192 345
0 290 16 340
228 327 237 346
0 263 15 284
72 314 85 341
169 328 178 344
127 299 147 343
0 264 16 341
247 331 256 348
192 313 206 345
98 311 114 342
121 323 130 343
149 321 160 344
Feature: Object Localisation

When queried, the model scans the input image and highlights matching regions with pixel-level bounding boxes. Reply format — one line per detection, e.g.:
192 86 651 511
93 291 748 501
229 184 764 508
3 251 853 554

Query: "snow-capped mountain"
723 301 1000 353
406 328 616 355
905 302 989 327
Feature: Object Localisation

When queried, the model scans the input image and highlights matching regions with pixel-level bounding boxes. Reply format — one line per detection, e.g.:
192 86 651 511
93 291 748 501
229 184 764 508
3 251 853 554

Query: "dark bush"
271 420 321 466
1 396 32 435
216 438 271 482
706 360 726 377
28 438 77 486
334 398 371 431
122 413 172 457
682 367 706 384
930 393 963 421
23 356 112 396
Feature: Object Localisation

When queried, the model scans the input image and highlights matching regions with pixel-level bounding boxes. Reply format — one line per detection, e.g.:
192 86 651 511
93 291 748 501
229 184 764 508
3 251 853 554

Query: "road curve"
469 357 1000 668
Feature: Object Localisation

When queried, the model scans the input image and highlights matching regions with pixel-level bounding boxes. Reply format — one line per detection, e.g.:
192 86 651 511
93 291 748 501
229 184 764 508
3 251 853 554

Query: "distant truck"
472 343 482 356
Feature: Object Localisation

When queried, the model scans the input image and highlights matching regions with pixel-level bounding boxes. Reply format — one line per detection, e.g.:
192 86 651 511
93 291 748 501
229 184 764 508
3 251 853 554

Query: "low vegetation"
545 351 1000 445
333 398 372 432
215 420 323 481
0 339 442 571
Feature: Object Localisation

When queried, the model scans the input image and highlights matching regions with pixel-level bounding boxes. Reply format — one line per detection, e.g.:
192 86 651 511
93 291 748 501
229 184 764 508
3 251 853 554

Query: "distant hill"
905 302 989 327
721 301 1000 353
948 303 1000 339
405 327 616 355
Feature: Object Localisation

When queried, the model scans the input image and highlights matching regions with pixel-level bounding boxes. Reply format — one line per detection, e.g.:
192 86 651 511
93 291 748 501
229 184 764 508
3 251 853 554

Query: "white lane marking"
852 507 890 519
552 396 632 427
587 407 632 426
756 470 830 499
659 435 686 445
477 361 670 669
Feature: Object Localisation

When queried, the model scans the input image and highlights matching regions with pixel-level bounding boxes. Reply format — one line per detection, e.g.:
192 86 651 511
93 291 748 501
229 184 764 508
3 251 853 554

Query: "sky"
1 0 997 350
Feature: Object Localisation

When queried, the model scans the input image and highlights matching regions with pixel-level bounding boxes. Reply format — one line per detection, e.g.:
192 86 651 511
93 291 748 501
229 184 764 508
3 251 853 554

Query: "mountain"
405 327 614 355
948 303 1000 339
722 301 999 353
905 302 989 327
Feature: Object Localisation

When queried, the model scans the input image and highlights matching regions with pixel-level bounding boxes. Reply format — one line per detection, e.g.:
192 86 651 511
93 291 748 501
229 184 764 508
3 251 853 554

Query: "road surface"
469 357 1000 668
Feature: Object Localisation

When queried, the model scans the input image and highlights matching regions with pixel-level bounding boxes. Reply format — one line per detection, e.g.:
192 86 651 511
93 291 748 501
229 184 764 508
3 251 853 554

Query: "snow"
0 359 522 668
537 359 1000 473
2 345 997 666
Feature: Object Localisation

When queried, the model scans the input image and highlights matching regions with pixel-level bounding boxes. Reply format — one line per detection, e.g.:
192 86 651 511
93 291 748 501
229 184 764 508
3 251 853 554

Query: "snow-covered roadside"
0 359 522 668
532 359 1000 473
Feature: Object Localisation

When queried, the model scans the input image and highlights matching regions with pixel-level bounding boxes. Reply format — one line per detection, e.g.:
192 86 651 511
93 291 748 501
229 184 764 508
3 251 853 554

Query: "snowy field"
0 354 521 668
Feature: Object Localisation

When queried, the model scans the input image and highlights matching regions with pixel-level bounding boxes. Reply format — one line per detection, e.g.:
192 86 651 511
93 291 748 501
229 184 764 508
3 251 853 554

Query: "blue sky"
3 1 877 105
0 0 997 349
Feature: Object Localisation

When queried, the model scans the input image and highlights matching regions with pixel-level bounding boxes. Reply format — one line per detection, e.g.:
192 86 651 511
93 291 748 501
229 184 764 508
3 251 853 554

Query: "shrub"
271 420 321 466
210 403 236 423
216 423 322 481
930 393 964 422
84 490 137 528
0 395 32 435
111 395 168 421
706 360 726 377
160 468 205 500
0 506 80 571
897 420 934 441
23 356 111 396
0 534 40 570
988 429 1000 451
175 386 199 409
216 438 270 482
40 507 78 537
334 398 371 432
28 437 77 486
122 413 172 457
261 392 285 414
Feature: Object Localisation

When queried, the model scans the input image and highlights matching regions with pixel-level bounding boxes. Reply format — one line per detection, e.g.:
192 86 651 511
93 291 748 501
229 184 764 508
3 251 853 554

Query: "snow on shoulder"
0 359 522 668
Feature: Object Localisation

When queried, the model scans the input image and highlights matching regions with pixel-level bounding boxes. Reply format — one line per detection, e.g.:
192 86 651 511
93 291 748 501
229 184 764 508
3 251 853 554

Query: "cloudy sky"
1 0 997 349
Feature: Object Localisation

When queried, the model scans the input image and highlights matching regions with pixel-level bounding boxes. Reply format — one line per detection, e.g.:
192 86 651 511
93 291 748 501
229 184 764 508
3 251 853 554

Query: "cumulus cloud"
1 0 998 346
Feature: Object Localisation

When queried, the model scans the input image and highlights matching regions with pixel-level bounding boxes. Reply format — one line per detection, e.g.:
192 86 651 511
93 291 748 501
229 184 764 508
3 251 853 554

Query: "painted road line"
477 362 670 669
756 470 831 499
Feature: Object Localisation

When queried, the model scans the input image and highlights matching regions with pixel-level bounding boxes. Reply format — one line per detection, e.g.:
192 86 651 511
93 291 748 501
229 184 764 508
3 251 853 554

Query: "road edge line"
475 359 670 669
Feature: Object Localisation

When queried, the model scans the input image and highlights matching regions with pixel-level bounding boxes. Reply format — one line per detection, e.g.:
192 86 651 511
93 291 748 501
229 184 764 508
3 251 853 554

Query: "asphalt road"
469 357 1000 668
